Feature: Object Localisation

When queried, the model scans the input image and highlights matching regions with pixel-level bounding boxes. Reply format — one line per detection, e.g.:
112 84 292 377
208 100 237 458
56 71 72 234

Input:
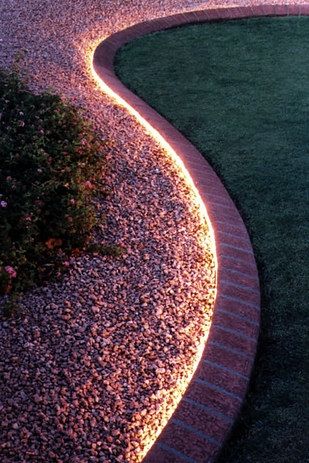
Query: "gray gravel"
0 1 302 462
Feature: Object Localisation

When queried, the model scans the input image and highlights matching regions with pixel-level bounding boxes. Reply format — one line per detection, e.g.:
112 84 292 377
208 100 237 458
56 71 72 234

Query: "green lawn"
115 17 309 463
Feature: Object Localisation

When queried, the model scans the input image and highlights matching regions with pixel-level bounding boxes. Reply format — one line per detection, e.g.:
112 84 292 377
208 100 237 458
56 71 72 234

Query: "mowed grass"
115 17 309 463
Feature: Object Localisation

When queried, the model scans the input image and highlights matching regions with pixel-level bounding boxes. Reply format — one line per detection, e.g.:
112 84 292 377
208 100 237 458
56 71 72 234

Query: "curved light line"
90 43 218 461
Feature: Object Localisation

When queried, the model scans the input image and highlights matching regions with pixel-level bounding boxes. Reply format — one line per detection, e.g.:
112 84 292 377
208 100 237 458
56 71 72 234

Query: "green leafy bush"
0 68 106 298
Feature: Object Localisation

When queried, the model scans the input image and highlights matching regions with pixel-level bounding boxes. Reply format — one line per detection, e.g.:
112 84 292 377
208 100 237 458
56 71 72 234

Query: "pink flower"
45 238 63 249
84 180 93 190
0 200 7 208
5 266 17 279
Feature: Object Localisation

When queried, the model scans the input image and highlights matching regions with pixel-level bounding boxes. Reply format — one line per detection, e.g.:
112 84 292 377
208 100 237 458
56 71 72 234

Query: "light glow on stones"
89 40 218 462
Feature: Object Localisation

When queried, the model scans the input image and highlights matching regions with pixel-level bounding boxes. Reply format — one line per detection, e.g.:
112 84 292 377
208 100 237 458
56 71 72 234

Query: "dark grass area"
115 17 309 463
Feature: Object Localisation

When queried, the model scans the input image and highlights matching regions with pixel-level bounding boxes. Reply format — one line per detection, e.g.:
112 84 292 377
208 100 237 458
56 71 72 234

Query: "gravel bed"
0 1 304 462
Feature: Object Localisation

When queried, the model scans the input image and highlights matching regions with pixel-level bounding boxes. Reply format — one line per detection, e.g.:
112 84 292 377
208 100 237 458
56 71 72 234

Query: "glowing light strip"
90 44 218 462
91 61 217 259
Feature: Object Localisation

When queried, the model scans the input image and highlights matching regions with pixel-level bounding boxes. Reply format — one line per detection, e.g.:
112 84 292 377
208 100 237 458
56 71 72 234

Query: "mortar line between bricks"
172 418 221 446
208 200 235 211
219 253 257 268
191 10 201 22
195 378 242 401
216 218 244 230
213 323 257 342
218 229 250 242
220 278 260 294
216 308 259 327
221 294 260 311
221 242 254 255
205 192 233 205
157 442 197 463
210 340 252 359
183 397 233 423
203 359 248 380
222 267 258 281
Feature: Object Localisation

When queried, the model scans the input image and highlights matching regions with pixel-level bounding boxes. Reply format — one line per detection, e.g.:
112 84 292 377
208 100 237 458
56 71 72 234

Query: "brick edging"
93 5 308 462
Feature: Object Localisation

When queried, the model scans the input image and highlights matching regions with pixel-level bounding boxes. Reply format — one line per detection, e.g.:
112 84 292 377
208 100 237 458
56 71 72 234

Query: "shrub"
0 68 107 299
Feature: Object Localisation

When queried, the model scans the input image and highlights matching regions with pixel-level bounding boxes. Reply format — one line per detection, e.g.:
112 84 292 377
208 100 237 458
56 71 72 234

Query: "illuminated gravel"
0 1 304 462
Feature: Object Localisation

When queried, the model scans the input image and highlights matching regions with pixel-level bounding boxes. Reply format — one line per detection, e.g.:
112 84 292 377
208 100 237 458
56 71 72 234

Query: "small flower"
18 120 25 127
45 238 63 249
69 198 76 205
84 180 94 190
0 200 7 208
5 266 17 279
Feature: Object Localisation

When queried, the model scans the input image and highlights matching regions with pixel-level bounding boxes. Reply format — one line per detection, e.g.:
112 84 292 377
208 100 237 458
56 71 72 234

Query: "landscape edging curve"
93 4 308 462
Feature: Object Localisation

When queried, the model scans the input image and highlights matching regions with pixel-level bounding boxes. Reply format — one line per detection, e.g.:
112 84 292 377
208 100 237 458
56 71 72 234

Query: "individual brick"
186 380 241 418
197 360 248 396
159 420 218 463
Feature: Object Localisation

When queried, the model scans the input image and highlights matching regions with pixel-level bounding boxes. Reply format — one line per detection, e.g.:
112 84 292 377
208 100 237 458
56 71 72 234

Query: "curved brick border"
93 5 309 462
